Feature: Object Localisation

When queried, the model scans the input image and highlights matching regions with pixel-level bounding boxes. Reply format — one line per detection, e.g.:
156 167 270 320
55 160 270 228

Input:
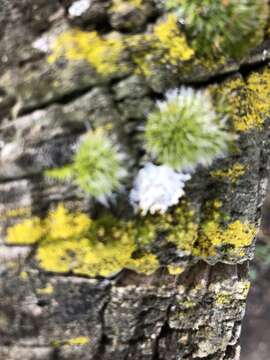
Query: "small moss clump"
145 87 231 171
46 129 125 201
166 0 268 60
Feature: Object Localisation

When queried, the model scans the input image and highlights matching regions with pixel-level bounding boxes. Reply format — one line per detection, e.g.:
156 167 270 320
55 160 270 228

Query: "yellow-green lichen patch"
37 283 54 295
6 217 45 245
5 204 159 277
66 337 90 346
48 14 194 80
48 30 125 76
52 337 91 348
167 265 185 276
218 68 270 132
111 0 143 12
193 200 256 258
165 203 199 253
210 163 247 184
215 281 250 306
0 207 31 221
153 14 194 64
19 271 29 280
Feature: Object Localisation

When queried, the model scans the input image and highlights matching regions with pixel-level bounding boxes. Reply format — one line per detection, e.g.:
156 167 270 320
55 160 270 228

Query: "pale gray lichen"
130 162 191 215
68 0 91 17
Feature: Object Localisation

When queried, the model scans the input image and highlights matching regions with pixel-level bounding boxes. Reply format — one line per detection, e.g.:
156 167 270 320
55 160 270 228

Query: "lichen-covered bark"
1 1 270 359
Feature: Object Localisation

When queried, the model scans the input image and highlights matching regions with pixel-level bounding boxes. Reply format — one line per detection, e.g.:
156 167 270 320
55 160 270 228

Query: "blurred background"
241 240 270 360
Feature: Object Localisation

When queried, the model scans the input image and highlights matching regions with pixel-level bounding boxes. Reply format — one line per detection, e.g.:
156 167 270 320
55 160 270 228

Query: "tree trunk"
0 1 269 359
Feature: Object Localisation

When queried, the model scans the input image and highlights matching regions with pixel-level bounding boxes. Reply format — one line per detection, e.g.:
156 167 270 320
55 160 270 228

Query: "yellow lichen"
19 271 28 280
210 163 247 183
6 217 44 245
167 265 185 275
6 204 159 277
45 204 92 241
215 292 232 305
37 283 54 295
37 234 158 277
111 0 142 12
48 30 125 76
166 205 199 253
153 14 194 64
48 14 194 79
194 200 256 257
0 207 31 221
211 220 256 248
6 199 255 276
219 68 270 132
66 337 90 346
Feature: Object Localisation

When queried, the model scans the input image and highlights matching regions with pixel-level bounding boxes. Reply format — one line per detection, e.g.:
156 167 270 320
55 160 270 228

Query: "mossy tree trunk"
0 1 270 359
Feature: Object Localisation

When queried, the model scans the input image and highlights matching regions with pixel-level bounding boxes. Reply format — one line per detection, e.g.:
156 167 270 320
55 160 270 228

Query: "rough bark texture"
0 1 270 359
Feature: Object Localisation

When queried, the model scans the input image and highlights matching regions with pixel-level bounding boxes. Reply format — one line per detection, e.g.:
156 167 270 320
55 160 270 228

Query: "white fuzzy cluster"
68 0 91 17
130 163 191 215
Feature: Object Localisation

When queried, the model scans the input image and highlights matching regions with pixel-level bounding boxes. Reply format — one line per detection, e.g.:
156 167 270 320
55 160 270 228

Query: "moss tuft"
165 0 268 60
145 87 231 170
46 129 126 200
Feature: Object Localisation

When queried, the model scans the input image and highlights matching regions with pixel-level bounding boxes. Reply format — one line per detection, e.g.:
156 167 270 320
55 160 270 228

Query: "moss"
210 163 247 183
218 68 270 132
46 129 126 199
145 87 231 170
165 0 268 60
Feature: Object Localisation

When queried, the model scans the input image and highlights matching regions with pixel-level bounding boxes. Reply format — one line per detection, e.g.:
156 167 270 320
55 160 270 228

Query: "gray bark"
0 1 269 359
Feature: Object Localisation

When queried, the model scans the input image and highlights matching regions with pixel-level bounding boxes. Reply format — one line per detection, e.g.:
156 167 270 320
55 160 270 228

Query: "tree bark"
0 1 269 359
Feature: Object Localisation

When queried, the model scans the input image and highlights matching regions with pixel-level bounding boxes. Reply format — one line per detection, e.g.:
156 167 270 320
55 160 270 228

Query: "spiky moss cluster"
48 15 194 78
6 204 159 277
145 87 231 171
46 129 125 201
165 0 268 60
217 68 270 132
